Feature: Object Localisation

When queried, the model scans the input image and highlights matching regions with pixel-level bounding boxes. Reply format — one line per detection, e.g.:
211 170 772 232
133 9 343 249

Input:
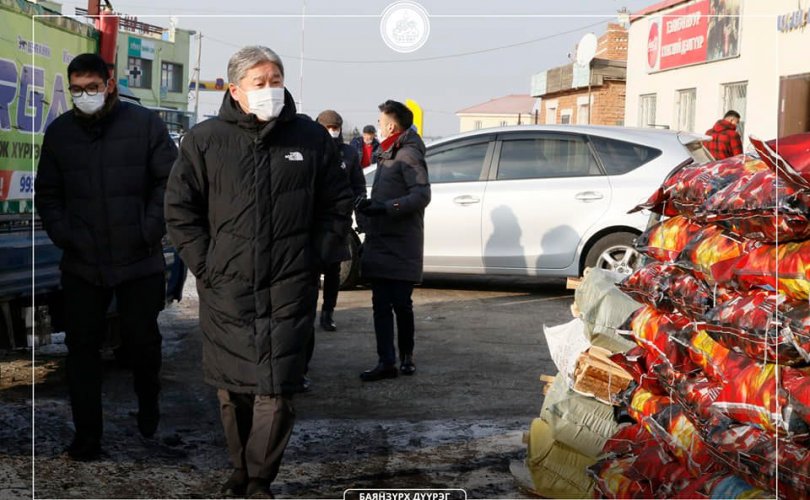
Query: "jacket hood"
217 87 298 130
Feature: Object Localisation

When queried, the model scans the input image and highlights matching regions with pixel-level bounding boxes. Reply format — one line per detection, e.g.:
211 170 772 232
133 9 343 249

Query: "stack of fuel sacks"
589 133 810 499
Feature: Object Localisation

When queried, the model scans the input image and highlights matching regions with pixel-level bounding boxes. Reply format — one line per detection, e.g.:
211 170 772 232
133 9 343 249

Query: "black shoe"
65 436 101 461
297 374 312 393
360 362 398 382
320 309 337 331
400 354 416 376
221 469 248 497
137 396 160 438
246 478 274 498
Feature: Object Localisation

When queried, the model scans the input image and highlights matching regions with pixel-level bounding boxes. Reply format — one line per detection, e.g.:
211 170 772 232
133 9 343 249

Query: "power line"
202 19 604 64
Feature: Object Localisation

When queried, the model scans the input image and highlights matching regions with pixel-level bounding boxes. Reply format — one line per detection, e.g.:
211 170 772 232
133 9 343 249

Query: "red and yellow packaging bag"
635 216 704 262
730 240 810 300
700 289 810 365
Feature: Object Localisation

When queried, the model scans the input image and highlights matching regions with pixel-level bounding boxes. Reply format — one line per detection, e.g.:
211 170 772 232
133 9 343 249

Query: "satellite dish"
576 32 598 67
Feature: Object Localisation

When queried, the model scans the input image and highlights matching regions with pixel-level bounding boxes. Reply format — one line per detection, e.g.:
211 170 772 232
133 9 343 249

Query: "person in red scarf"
350 125 380 167
705 110 743 159
355 100 431 381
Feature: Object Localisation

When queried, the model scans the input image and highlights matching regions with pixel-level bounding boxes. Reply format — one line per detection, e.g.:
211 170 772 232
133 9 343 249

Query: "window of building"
722 81 747 138
675 88 697 132
577 104 589 125
474 120 482 130
560 110 572 124
638 93 657 128
161 62 183 93
426 141 489 184
496 135 601 180
545 106 557 124
127 57 152 89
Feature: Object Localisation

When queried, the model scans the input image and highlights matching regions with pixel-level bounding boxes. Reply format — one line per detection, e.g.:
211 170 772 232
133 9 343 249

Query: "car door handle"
574 191 604 202
453 195 481 205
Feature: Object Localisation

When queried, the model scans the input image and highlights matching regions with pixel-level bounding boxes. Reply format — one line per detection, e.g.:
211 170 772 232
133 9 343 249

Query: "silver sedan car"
340 125 710 287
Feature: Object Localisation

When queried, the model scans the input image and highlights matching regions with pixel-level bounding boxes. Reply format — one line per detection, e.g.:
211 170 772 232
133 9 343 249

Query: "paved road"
1 275 573 499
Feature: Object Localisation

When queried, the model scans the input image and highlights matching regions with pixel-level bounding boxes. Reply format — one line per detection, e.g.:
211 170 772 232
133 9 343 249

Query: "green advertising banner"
0 2 96 213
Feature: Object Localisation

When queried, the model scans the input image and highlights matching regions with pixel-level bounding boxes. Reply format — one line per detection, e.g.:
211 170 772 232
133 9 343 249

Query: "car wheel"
339 232 362 290
583 232 641 276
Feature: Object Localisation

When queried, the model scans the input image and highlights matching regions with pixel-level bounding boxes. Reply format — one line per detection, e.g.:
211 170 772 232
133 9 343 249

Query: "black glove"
353 194 368 210
357 199 387 216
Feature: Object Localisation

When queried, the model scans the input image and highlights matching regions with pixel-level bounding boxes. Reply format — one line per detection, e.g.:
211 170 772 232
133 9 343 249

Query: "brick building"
530 23 628 126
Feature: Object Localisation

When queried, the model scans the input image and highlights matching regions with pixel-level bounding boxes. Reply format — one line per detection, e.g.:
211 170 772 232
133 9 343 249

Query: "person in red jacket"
705 110 743 159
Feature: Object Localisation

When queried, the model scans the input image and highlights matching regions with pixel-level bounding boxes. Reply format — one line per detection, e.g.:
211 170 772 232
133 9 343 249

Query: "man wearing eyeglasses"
35 53 177 461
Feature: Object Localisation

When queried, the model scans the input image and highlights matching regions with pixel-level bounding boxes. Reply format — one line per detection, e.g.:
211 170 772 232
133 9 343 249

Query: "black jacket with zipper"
164 89 352 395
35 99 177 287
361 129 431 283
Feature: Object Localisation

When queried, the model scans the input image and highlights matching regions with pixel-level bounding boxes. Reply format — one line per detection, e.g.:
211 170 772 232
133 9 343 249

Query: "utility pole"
193 31 202 122
156 47 162 108
298 0 306 111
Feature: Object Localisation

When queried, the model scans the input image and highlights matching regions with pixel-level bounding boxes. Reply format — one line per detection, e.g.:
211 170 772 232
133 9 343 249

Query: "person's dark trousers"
321 262 341 312
62 271 164 442
371 279 415 366
217 390 295 482
305 325 315 370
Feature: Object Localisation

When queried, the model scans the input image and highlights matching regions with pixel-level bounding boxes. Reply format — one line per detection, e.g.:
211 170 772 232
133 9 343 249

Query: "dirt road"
0 276 572 499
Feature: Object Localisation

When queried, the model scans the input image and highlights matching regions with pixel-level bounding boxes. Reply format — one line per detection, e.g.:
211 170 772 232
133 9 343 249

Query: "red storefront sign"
659 0 708 70
646 0 741 73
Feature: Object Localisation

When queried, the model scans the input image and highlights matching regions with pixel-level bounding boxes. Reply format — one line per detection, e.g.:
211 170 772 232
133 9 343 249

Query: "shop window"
722 81 747 138
161 62 183 93
675 88 696 132
638 93 657 128
577 103 589 125
127 57 152 89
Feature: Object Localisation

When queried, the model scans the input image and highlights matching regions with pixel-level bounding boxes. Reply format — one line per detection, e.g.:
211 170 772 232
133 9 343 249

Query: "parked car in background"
339 125 711 288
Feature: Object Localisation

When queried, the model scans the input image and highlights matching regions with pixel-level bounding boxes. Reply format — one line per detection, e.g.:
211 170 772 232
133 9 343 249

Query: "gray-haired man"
165 46 352 498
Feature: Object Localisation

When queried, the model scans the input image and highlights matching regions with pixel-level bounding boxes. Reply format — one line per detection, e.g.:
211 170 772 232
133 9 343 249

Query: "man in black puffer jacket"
356 100 431 382
165 46 352 498
35 53 177 460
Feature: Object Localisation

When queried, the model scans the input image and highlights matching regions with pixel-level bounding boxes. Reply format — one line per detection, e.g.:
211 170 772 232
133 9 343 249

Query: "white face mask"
73 92 106 115
328 129 341 139
243 86 285 121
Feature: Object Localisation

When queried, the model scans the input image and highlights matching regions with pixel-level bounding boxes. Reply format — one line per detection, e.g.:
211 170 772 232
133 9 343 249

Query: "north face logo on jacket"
285 151 304 161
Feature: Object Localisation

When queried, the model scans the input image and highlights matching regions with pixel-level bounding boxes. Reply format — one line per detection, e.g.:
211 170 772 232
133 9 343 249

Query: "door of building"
779 73 810 137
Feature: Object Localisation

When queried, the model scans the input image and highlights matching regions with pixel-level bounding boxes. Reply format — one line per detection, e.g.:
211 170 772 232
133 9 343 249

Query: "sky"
54 0 658 137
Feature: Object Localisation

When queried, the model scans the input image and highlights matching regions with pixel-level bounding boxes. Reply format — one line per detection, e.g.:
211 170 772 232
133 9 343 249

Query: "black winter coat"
361 129 431 283
326 138 366 263
164 90 353 395
35 100 177 287
337 139 367 198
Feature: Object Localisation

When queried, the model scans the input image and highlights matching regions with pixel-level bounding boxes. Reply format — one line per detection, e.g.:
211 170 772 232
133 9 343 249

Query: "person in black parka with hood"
356 100 431 382
35 53 177 461
164 46 352 498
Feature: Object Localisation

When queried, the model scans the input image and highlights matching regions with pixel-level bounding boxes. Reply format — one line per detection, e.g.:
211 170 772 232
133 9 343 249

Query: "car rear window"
589 136 662 175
